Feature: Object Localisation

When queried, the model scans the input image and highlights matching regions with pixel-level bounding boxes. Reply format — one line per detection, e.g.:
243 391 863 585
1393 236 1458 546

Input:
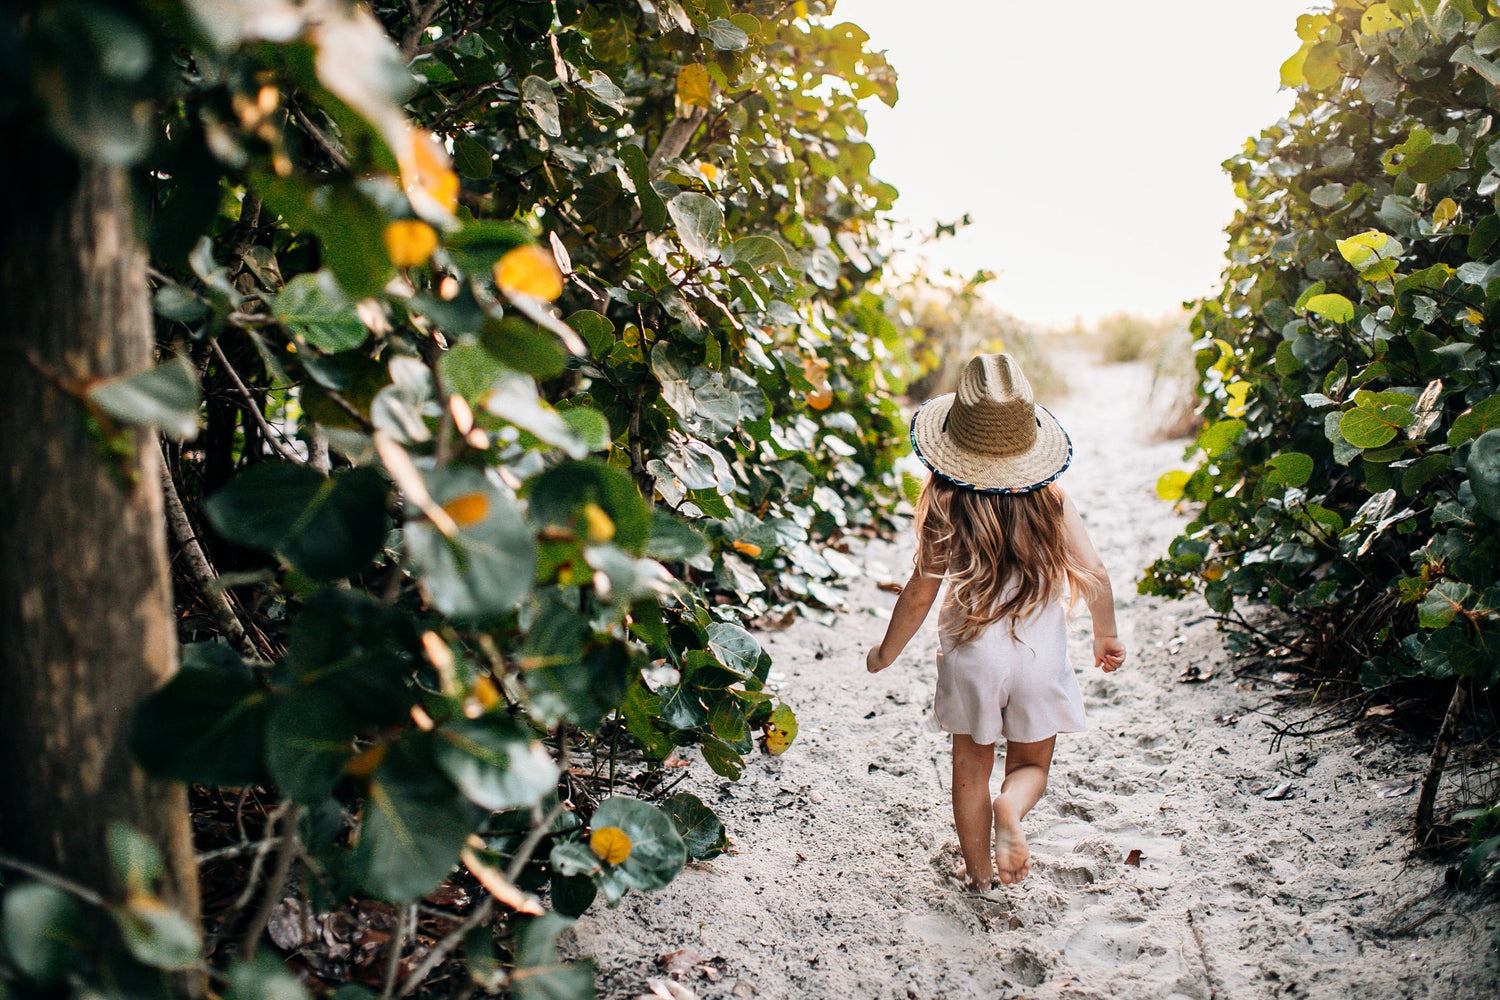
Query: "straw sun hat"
909 353 1072 494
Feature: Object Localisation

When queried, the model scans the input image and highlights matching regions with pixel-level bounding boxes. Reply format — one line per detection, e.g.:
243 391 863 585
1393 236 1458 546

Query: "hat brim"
909 395 1072 493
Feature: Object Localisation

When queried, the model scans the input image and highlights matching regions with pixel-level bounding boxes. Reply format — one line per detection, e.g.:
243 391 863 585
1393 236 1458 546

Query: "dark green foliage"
1143 0 1500 693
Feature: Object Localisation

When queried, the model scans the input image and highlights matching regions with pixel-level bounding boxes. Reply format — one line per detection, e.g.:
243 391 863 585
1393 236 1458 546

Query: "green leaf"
274 272 367 353
480 316 568 379
664 793 729 860
1448 396 1500 446
433 716 558 812
353 736 480 902
619 144 666 231
1197 419 1245 458
646 508 708 560
130 642 269 786
404 467 537 621
523 620 631 732
703 18 749 50
706 622 760 677
445 221 534 277
1340 407 1401 449
1403 142 1463 183
256 179 393 299
726 235 791 270
87 354 202 439
226 953 311 1000
1453 43 1500 87
0 883 86 986
205 464 389 580
512 914 594 1000
265 688 358 804
667 192 724 261
1264 452 1313 487
113 894 201 971
1304 293 1355 323
527 461 652 555
699 736 743 778
1419 580 1474 629
1466 428 1500 519
107 823 164 895
588 797 687 891
484 371 589 457
454 136 493 180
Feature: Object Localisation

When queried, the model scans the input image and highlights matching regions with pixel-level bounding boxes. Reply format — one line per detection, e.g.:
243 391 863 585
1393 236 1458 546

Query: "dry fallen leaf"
1364 704 1396 718
1371 778 1416 798
1125 849 1142 867
876 580 903 594
1264 781 1294 801
1177 665 1214 683
657 948 705 978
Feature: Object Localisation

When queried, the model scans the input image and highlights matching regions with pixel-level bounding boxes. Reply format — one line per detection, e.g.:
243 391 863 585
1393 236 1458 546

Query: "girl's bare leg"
993 736 1055 884
950 734 997 889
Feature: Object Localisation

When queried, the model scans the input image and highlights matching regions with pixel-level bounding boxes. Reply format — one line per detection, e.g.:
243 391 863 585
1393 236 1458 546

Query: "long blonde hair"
914 476 1104 644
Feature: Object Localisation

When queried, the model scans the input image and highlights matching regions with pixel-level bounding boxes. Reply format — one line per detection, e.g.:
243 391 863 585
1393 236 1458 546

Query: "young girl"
866 353 1125 889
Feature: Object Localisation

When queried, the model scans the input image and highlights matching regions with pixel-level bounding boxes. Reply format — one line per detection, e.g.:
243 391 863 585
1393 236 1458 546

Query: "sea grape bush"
2 0 912 995
1143 0 1500 696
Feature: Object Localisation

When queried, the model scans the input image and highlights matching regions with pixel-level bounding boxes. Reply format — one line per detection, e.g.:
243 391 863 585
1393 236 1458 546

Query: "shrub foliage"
1143 0 1500 695
2 0 912 994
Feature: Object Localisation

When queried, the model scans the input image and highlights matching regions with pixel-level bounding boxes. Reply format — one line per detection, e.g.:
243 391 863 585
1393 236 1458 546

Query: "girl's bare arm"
867 566 942 672
1060 492 1126 672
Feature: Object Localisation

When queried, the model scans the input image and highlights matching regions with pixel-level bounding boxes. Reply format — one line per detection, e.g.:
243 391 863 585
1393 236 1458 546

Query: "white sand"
570 359 1500 999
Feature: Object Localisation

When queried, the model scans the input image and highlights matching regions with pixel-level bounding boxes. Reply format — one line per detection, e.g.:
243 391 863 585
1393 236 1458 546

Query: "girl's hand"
1094 635 1125 672
866 646 890 673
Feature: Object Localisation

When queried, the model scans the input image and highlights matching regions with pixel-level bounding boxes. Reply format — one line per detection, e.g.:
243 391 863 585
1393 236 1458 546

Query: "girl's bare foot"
953 863 995 891
992 794 1031 884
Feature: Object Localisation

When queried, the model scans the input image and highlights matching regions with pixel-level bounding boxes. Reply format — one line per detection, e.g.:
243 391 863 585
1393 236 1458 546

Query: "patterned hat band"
910 354 1071 494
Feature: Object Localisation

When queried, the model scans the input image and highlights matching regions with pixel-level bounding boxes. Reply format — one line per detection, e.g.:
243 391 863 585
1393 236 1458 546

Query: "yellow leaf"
441 491 490 529
1224 381 1251 418
802 356 832 409
583 501 615 543
493 244 563 301
1467 308 1486 324
1202 562 1225 582
471 676 502 711
400 128 459 214
383 219 439 268
345 743 387 778
733 540 762 558
697 161 718 183
1433 198 1459 231
590 826 632 865
1156 470 1190 501
1360 3 1401 34
677 64 712 108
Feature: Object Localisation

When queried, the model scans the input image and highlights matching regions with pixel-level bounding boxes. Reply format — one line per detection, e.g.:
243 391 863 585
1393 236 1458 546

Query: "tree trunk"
0 161 198 914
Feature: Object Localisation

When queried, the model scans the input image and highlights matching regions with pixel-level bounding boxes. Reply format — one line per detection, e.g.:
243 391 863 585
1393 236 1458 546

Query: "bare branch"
210 339 303 464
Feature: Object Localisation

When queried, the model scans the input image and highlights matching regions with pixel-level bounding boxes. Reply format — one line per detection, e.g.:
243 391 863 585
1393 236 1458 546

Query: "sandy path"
570 359 1500 999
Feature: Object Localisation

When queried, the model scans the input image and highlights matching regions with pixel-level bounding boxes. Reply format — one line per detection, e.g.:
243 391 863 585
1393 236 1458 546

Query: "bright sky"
847 0 1320 328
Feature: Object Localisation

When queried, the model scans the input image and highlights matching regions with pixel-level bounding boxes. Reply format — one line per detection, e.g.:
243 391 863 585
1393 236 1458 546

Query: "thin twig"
209 339 303 463
287 99 352 171
381 903 416 1000
196 836 290 865
240 803 304 959
158 441 256 657
0 854 108 909
396 741 570 999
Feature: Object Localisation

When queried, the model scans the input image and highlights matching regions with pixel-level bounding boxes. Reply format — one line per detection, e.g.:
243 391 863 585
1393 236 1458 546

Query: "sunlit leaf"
384 219 439 267
676 64 712 108
495 244 564 301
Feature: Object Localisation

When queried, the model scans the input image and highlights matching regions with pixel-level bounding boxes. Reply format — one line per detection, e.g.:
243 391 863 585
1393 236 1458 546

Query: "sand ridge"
569 359 1500 1000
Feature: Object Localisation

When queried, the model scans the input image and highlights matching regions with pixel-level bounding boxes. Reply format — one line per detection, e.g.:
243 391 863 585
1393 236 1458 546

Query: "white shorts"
932 599 1087 746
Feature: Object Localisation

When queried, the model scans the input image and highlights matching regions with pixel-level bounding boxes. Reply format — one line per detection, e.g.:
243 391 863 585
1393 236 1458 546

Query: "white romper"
932 587 1088 746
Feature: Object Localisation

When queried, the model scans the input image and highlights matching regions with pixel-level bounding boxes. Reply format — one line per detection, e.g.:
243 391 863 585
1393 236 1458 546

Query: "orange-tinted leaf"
462 848 544 914
383 219 439 267
494 244 563 301
441 491 490 529
805 387 833 410
345 743 387 778
732 540 762 558
590 825 632 865
400 128 459 214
